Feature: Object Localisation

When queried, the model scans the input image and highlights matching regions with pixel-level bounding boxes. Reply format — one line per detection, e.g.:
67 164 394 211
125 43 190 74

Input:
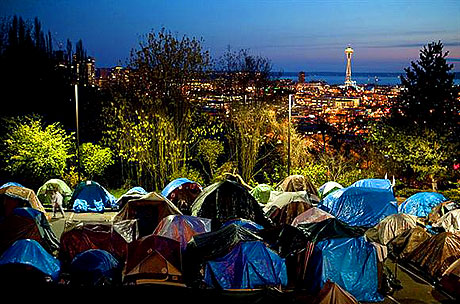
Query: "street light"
287 94 293 176
75 84 81 182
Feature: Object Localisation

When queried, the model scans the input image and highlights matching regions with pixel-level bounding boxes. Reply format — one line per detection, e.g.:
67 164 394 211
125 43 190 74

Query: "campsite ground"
47 211 456 304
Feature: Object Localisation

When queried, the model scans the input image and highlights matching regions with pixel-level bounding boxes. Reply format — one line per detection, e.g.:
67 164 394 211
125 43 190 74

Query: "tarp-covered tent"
0 207 59 255
114 192 182 237
318 187 398 227
365 213 418 246
398 192 448 218
266 201 313 226
37 178 73 206
432 209 460 233
296 218 367 243
318 181 343 200
123 234 184 286
311 236 383 302
153 214 211 251
59 221 137 266
291 207 335 227
0 185 48 219
263 191 317 214
278 175 318 197
350 178 393 191
312 280 359 304
191 179 272 230
439 258 460 298
222 218 264 232
69 181 117 213
250 184 275 205
162 178 202 214
406 232 460 278
0 182 24 189
70 249 121 287
115 186 148 209
0 239 61 283
427 201 460 224
204 240 288 290
387 226 432 260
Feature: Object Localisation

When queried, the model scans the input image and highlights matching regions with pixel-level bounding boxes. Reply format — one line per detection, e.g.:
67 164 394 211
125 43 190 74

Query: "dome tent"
318 181 343 200
365 213 418 246
161 178 202 214
0 185 48 219
70 249 121 287
69 180 117 213
37 178 73 207
250 184 275 205
115 186 148 209
398 192 447 218
350 178 393 191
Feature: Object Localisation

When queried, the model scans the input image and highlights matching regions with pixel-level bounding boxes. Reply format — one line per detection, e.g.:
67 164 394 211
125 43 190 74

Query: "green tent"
250 184 274 205
37 178 73 206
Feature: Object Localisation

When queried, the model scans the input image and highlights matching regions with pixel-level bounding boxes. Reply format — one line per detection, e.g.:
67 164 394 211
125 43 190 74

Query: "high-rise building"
345 46 354 87
298 71 305 83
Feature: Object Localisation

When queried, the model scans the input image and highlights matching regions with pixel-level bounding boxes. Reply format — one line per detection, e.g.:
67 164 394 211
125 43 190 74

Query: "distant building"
298 71 305 83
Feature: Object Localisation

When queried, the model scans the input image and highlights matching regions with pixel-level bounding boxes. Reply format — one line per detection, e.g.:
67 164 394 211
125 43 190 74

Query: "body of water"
275 72 460 86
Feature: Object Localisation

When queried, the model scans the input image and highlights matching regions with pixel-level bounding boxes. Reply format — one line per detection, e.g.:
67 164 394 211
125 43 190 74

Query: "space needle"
344 46 356 87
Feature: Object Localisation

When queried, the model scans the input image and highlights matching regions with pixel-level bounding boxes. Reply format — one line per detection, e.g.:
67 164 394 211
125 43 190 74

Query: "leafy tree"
197 138 224 181
0 116 73 188
79 142 114 180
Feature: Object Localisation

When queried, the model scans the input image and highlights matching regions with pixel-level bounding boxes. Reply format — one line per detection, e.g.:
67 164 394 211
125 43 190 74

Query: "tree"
0 116 73 188
79 142 114 180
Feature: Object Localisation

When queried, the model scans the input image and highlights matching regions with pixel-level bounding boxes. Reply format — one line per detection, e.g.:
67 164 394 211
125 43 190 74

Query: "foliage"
0 116 73 187
197 138 224 181
79 142 114 179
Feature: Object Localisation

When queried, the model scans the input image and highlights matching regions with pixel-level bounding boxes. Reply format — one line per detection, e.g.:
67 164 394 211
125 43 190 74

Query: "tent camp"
115 186 148 209
365 213 418 246
318 187 398 227
432 209 460 233
0 207 59 255
291 207 335 227
191 179 272 230
318 181 343 200
37 179 72 207
309 236 383 302
250 184 275 205
153 214 211 251
122 234 184 286
161 178 202 214
398 192 448 218
203 240 288 290
70 249 121 287
406 232 460 278
0 239 61 285
69 181 117 213
114 192 182 237
278 175 318 197
0 185 47 219
387 226 432 260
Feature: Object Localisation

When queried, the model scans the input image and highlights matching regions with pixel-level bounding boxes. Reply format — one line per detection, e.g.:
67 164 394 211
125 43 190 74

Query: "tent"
69 180 117 213
70 249 121 287
318 181 343 200
37 178 73 206
432 209 460 233
439 258 460 298
407 232 460 278
0 239 61 283
204 240 288 290
318 187 398 227
250 184 275 205
350 178 393 191
59 221 137 266
311 236 383 302
312 280 359 304
153 214 211 251
115 186 148 209
364 213 418 246
221 218 264 232
266 201 313 226
162 178 202 214
0 207 59 255
263 191 317 214
296 218 367 243
278 175 318 197
0 185 48 219
114 192 182 237
398 192 448 218
427 201 460 224
191 179 272 230
387 226 432 260
291 207 335 227
122 234 184 286
0 182 24 189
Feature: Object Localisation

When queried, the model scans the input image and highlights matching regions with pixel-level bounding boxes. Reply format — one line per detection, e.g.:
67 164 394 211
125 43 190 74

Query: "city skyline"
1 0 459 73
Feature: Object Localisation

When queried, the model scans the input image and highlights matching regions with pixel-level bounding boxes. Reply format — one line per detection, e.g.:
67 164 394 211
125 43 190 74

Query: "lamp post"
287 94 293 176
75 84 81 182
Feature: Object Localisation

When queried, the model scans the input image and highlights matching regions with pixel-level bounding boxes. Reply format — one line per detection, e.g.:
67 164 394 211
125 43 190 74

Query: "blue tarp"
319 187 398 227
70 249 120 286
70 181 116 213
350 178 393 191
0 239 61 281
398 192 447 217
315 237 383 302
0 182 24 189
221 218 264 232
125 187 148 195
204 240 287 289
161 178 200 198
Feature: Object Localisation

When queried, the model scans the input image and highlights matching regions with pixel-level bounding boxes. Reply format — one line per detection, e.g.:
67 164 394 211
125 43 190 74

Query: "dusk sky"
1 0 459 73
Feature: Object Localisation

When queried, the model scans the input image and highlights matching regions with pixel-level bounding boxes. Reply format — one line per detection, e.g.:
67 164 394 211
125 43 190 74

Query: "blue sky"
1 0 459 72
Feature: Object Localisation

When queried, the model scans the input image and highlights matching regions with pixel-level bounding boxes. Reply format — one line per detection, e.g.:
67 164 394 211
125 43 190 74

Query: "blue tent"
350 178 393 191
0 239 61 281
319 187 397 227
398 192 448 217
0 182 24 189
313 237 383 302
204 240 287 289
125 187 148 195
70 249 121 286
161 178 201 198
70 181 117 213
